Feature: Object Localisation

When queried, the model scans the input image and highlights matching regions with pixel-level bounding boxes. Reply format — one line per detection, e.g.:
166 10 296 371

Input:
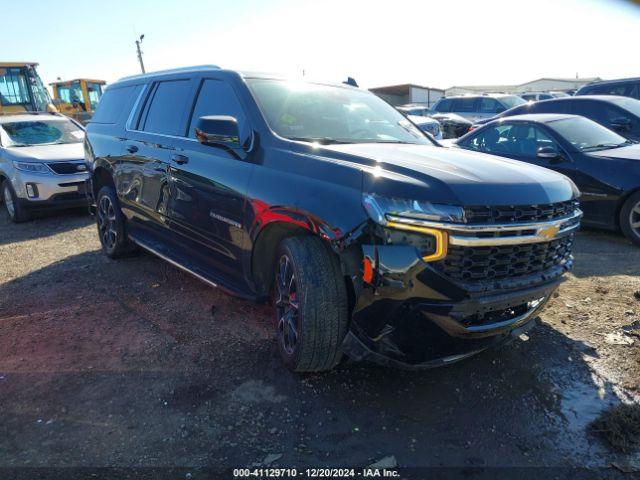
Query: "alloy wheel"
3 184 15 219
631 199 640 238
97 195 118 250
275 254 299 355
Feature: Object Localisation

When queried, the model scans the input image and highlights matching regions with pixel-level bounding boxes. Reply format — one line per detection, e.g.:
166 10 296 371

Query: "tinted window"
451 97 477 112
629 83 640 100
91 85 141 124
464 122 558 157
531 100 570 114
434 98 452 112
539 94 553 100
188 79 248 141
479 98 500 113
571 100 624 125
143 80 191 135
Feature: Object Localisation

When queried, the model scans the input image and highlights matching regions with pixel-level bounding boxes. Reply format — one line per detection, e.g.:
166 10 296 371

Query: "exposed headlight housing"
12 161 50 174
362 194 464 262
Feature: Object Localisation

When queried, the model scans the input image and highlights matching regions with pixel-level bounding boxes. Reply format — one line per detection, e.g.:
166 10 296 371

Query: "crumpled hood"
320 143 577 206
588 143 640 162
2 143 84 162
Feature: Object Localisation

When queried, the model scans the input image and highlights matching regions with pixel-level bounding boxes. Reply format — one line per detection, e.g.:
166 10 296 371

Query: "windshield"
57 81 85 105
548 116 629 151
0 118 84 147
500 96 527 109
246 79 434 145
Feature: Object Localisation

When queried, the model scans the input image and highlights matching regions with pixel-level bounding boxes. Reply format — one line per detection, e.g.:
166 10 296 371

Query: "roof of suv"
490 113 577 123
579 77 640 88
115 65 358 90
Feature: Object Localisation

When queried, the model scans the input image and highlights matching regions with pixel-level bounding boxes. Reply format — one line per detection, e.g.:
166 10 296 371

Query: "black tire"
1 180 30 223
620 191 640 247
96 186 137 258
273 236 349 372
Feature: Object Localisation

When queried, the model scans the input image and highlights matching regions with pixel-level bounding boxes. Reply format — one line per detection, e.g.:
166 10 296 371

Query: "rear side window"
531 100 570 114
142 80 192 136
187 79 248 141
451 97 477 113
434 98 452 112
91 85 141 124
572 100 626 125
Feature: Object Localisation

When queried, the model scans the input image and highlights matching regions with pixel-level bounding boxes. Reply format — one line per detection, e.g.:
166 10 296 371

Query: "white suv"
0 113 89 222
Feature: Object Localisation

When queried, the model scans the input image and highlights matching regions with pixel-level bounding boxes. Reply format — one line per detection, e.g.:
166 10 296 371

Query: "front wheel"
2 180 30 223
96 186 137 258
273 236 349 372
620 191 640 247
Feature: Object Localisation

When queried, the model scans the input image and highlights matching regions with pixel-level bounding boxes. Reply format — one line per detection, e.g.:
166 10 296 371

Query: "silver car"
0 113 89 222
431 94 527 122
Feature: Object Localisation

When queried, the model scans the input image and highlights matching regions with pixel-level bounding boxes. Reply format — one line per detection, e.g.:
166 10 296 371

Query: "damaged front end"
340 194 582 369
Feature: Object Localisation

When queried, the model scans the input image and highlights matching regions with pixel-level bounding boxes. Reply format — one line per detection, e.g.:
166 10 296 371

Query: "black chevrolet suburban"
85 65 582 372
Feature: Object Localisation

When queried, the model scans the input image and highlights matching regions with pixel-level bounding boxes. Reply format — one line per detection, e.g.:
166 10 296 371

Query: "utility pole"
135 34 146 74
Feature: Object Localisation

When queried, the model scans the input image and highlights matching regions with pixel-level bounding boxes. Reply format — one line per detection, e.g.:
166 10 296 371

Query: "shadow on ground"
0 208 92 246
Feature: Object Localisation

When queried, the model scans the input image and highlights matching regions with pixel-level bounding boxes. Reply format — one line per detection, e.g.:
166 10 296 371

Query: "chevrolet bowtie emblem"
539 225 560 240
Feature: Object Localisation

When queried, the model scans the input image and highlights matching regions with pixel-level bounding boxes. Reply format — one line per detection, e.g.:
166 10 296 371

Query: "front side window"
451 97 477 113
188 79 248 141
0 67 30 105
247 79 432 145
142 80 192 136
547 117 629 151
464 122 559 157
479 98 500 113
0 118 84 147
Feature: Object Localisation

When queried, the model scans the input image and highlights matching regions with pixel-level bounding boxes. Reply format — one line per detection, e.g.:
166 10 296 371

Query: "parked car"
431 94 527 122
454 114 640 245
576 77 640 100
407 114 442 139
396 105 472 139
86 66 580 372
472 96 640 142
0 113 88 222
520 91 570 102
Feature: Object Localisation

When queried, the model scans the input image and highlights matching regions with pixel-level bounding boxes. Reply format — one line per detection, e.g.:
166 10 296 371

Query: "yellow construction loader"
50 78 105 123
0 62 56 114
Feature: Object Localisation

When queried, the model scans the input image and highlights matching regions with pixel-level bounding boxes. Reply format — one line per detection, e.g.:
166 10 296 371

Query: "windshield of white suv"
548 116 630 151
0 118 84 147
246 79 434 145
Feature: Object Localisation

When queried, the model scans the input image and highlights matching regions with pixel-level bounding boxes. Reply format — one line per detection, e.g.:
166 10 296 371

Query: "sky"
2 0 640 90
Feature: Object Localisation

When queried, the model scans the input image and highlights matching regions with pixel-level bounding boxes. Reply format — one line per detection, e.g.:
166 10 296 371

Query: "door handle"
126 145 138 154
171 154 189 165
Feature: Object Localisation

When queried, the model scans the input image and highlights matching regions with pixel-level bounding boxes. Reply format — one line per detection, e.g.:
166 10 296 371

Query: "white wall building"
369 84 445 107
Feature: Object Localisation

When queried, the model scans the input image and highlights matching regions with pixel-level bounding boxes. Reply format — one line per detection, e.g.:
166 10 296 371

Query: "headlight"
12 161 50 173
363 194 464 262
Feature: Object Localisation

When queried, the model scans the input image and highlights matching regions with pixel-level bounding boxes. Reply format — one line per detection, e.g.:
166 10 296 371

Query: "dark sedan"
454 114 640 245
472 96 640 142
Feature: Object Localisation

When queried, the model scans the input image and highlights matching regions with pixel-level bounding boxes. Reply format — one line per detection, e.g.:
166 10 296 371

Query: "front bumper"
12 169 90 207
346 220 575 368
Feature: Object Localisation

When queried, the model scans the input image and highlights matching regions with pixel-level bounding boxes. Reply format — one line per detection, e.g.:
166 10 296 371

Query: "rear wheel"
620 192 640 247
2 180 30 223
96 186 137 258
273 236 349 372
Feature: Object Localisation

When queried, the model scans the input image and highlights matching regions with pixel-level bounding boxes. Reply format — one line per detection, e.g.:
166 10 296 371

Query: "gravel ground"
0 208 639 477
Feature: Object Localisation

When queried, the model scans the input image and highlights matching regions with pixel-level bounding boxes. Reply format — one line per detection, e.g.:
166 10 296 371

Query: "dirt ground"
0 208 639 477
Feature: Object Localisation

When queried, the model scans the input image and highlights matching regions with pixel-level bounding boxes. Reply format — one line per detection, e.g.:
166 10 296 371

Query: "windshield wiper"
286 136 354 145
583 143 621 151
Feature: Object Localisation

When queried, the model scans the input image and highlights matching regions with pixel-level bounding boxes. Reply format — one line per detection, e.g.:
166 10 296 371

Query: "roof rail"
118 64 221 82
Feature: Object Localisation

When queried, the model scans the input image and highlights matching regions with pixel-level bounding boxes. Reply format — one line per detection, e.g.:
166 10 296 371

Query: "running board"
130 234 261 302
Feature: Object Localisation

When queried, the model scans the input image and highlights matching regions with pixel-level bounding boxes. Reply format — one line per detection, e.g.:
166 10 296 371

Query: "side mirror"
537 146 561 160
611 117 632 132
195 115 242 150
